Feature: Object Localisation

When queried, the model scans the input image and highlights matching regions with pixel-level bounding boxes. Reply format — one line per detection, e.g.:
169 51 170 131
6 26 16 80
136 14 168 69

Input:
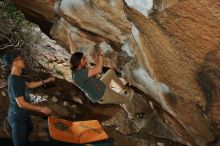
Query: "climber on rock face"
3 52 55 146
68 34 134 105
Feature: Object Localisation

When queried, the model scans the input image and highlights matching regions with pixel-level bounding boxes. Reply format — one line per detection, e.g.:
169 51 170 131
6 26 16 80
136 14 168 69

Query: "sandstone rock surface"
12 0 220 145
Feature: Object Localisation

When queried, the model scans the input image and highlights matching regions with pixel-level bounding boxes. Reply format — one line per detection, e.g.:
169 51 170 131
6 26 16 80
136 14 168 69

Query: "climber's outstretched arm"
68 33 75 54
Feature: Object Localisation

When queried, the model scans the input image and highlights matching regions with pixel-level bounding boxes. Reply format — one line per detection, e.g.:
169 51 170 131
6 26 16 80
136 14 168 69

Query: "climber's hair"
70 52 84 71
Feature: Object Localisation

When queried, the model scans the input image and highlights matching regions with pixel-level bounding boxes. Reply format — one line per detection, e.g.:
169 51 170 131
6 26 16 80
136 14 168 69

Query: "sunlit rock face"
12 0 220 145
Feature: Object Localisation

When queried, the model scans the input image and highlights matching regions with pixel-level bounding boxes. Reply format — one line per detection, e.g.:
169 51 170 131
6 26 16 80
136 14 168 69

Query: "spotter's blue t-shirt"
7 74 30 119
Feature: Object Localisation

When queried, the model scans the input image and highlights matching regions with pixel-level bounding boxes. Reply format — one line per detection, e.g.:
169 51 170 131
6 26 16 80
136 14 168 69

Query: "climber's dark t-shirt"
72 68 105 103
7 74 30 119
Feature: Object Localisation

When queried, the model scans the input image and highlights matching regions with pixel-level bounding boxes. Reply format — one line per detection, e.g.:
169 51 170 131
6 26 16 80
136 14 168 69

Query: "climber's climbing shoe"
120 87 134 99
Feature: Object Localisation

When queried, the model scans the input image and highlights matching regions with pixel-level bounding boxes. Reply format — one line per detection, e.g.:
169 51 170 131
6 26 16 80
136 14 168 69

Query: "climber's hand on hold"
98 48 104 56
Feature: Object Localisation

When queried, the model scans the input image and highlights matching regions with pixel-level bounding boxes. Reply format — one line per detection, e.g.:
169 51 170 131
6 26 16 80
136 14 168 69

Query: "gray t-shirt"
7 75 30 119
72 69 105 103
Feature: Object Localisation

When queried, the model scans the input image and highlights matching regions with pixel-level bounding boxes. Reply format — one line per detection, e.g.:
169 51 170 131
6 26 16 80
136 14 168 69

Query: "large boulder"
12 0 220 145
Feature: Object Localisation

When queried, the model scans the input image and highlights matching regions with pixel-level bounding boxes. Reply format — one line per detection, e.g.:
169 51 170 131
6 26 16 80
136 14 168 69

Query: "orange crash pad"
48 116 109 144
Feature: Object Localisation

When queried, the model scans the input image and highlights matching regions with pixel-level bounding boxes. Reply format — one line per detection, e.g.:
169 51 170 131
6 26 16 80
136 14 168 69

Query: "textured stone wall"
12 0 220 145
